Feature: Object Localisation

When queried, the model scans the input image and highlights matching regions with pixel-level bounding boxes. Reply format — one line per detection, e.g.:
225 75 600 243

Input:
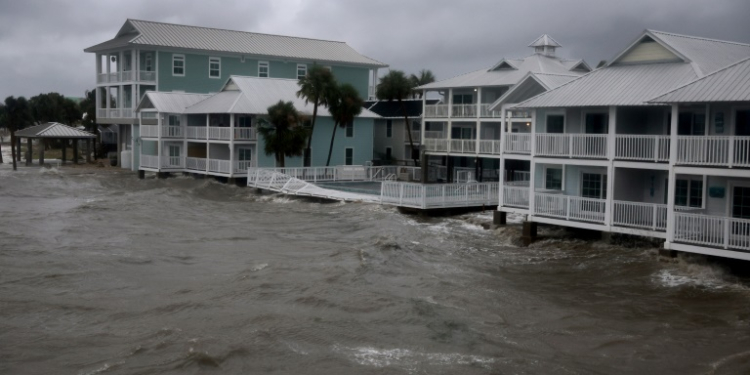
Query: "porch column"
498 157 505 209
25 138 31 166
39 142 45 165
530 109 537 156
229 114 235 175
608 106 617 161
704 103 710 136
61 139 66 165
157 113 162 170
605 165 615 226
206 114 210 174
73 139 78 164
529 160 536 215
116 124 121 167
665 104 679 245
476 87 482 154
421 91 426 144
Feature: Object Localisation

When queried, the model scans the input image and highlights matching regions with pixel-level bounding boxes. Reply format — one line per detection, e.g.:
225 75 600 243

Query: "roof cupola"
529 34 561 57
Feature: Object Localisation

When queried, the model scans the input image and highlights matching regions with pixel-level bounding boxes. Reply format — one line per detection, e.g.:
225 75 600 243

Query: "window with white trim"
168 115 181 126
345 122 353 137
144 53 153 71
345 148 353 165
238 148 253 161
297 64 307 80
209 57 221 78
545 167 563 190
172 54 185 76
581 172 607 199
675 179 703 208
386 120 392 138
237 115 252 127
258 61 269 77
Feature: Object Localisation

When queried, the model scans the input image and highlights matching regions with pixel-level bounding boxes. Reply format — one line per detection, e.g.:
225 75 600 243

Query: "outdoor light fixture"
526 122 530 126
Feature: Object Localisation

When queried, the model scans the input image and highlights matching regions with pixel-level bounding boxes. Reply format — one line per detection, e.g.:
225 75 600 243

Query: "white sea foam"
653 264 748 291
337 345 496 369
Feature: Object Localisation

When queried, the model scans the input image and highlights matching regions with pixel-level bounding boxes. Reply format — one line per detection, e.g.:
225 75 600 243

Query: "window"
303 148 311 167
452 94 472 104
547 114 564 133
386 120 392 138
545 167 563 190
733 186 750 219
678 112 706 135
345 122 353 137
238 148 253 161
675 179 703 208
237 115 252 127
144 53 153 71
385 147 392 160
258 61 269 77
209 57 221 78
172 54 185 76
581 173 607 199
297 64 307 80
168 115 181 126
585 113 608 134
345 148 353 165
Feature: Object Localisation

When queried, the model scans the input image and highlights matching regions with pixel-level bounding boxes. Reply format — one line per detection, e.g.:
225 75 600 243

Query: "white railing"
248 166 419 185
508 110 531 118
209 127 231 140
208 159 231 174
97 73 108 84
424 104 449 118
121 71 134 81
233 160 257 173
612 201 667 231
381 181 499 209
424 138 449 152
454 168 476 183
140 125 159 138
503 186 530 208
107 72 120 82
108 109 121 118
506 170 530 185
161 155 184 169
478 140 502 155
140 112 158 119
162 126 183 138
674 213 750 251
480 104 502 118
677 136 750 168
140 154 159 169
450 139 476 154
534 193 607 224
535 134 607 158
615 135 670 162
504 133 531 154
97 109 107 118
234 127 257 140
139 70 156 82
122 108 134 118
186 127 207 140
452 104 477 118
423 130 446 139
406 129 421 143
186 157 207 171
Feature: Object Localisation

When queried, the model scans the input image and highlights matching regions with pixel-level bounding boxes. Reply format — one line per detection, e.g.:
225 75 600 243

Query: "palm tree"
4 96 32 171
0 103 5 164
377 70 419 166
296 65 336 166
257 101 309 168
325 83 363 166
409 69 436 99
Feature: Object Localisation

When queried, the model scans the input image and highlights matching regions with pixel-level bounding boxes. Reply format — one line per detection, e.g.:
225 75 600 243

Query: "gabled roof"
85 19 388 68
515 30 750 108
489 58 518 71
137 92 211 113
489 72 580 110
650 57 750 103
529 34 561 48
364 99 440 119
183 76 380 118
15 123 95 139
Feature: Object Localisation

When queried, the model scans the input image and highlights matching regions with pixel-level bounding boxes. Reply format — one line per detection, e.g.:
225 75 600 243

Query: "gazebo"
14 122 96 166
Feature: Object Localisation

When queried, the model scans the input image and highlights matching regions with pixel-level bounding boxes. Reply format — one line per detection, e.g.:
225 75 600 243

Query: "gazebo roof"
15 122 95 139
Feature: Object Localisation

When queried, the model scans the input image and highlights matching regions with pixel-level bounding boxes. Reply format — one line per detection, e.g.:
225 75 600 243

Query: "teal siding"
331 65 370 99
268 61 297 79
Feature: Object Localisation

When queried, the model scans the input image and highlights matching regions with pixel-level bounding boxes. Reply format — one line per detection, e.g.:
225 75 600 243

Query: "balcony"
677 136 750 168
139 155 184 170
97 107 136 120
97 70 156 84
478 140 502 155
185 157 232 174
674 213 750 251
480 104 502 118
452 104 477 118
424 130 447 139
186 127 207 140
504 133 531 154
424 104 449 118
534 192 607 224
140 125 183 138
535 133 607 159
615 135 670 162
613 201 667 231
503 185 530 209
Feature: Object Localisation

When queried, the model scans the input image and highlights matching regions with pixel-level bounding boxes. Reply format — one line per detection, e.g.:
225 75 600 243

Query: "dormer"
529 34 561 57
610 33 686 66
489 58 518 71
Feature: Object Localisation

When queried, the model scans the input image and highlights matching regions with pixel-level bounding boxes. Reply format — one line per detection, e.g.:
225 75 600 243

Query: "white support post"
206 114 210 174
530 109 537 156
529 160 536 215
608 106 617 161
605 164 615 226
476 87 482 154
157 113 162 169
665 104 679 244
421 91 427 144
498 157 505 209
230 114 235 175
447 89 453 153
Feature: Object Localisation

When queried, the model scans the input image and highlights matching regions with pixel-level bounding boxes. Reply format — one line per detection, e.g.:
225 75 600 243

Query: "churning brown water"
1 162 750 374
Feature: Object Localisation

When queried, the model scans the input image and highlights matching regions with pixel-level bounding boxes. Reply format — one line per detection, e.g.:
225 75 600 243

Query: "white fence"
677 136 750 167
615 135 670 162
248 166 420 184
503 186 530 208
424 138 449 152
234 160 257 173
674 213 750 251
534 193 607 224
381 181 499 209
450 139 476 154
140 155 159 169
612 201 667 231
536 134 607 158
505 133 531 154
480 104 502 118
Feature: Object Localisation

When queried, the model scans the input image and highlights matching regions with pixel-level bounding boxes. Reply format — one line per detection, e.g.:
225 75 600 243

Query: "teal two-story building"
84 19 387 170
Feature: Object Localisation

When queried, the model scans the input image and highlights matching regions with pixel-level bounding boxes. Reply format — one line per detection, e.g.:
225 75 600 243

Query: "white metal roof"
515 30 750 108
15 123 96 138
137 92 211 113
489 72 580 109
650 57 750 103
183 76 380 118
418 54 588 90
85 19 387 68
529 34 561 48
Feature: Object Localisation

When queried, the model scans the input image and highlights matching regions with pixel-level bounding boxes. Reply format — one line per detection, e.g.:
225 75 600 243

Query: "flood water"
1 160 750 374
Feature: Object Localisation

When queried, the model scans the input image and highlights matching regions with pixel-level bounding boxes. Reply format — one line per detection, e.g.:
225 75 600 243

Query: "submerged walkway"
247 166 499 209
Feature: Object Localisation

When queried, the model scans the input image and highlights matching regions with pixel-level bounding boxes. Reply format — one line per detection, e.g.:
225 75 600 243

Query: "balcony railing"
208 159 231 174
480 104 502 118
97 70 156 84
139 71 156 82
613 201 668 231
424 130 446 139
478 140 502 155
674 213 750 251
503 186 530 208
452 104 477 118
615 135 670 162
534 193 607 224
450 139 476 154
186 127 207 140
209 127 231 140
381 181 499 209
162 126 183 138
677 136 750 168
96 107 136 119
234 160 257 173
141 125 159 138
186 157 207 171
424 104 449 118
140 154 159 169
504 133 531 154
536 133 607 158
162 155 184 169
234 127 257 140
424 138 449 152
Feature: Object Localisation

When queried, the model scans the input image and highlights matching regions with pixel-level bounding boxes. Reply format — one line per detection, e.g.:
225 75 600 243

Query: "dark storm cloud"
0 0 748 99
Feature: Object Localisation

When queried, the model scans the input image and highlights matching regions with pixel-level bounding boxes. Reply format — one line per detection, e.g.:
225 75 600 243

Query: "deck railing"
612 201 668 231
615 135 670 162
139 70 156 82
140 125 159 138
677 136 750 167
233 160 257 173
480 104 502 118
424 104 449 118
208 127 231 140
534 193 607 224
186 127 207 140
450 139 476 154
423 130 447 139
503 186 530 208
452 104 477 118
208 159 231 174
505 133 531 154
162 126 183 138
536 134 607 158
424 138 449 152
186 157 207 171
161 155 184 169
248 166 420 184
381 181 498 209
234 127 257 140
674 213 750 251
140 154 159 169
478 140 502 155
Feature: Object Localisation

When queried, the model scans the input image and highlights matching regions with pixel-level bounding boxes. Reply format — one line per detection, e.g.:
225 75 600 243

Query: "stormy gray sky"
1 0 749 100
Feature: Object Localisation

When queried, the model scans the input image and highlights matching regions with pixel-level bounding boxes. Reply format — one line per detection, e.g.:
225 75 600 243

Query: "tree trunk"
0 142 4 163
326 122 339 167
305 99 320 161
276 152 285 168
10 132 17 171
401 99 419 166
